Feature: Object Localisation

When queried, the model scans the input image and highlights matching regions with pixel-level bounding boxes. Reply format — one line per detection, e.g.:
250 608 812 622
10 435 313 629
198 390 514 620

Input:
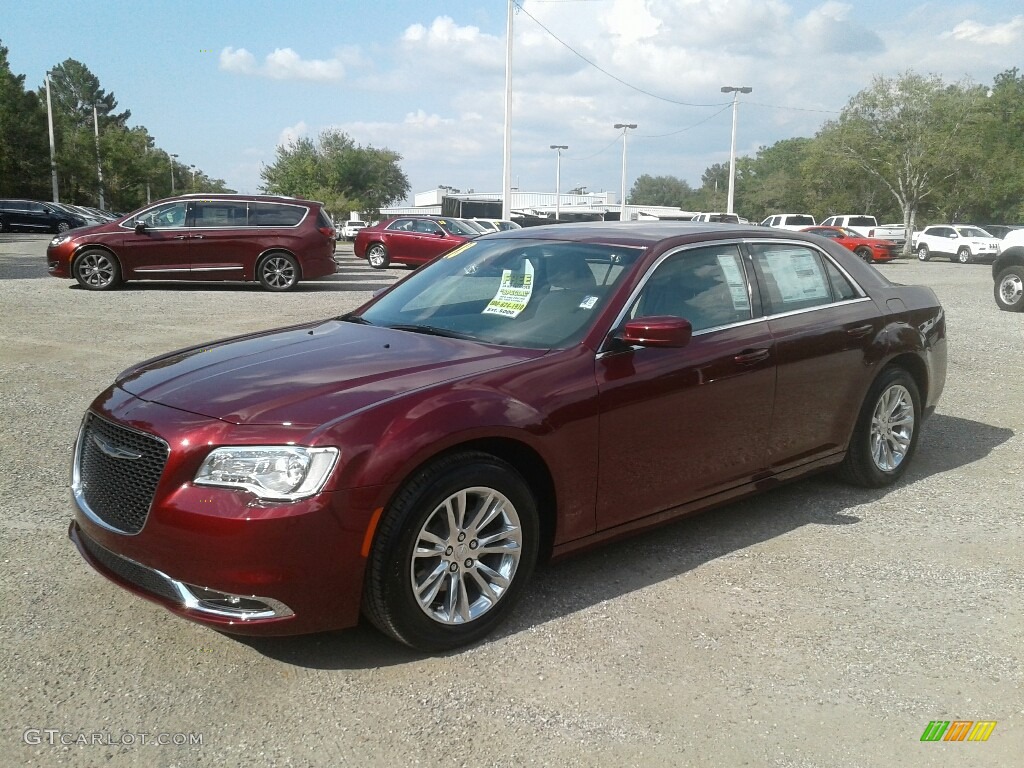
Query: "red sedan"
353 215 481 268
69 223 946 651
802 225 901 263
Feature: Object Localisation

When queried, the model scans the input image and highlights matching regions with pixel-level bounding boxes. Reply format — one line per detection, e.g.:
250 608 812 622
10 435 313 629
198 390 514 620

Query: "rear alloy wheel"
72 249 122 291
257 253 299 291
956 247 972 264
994 266 1024 312
838 367 921 488
855 247 874 263
363 451 539 651
56 221 71 234
916 244 930 261
366 243 390 269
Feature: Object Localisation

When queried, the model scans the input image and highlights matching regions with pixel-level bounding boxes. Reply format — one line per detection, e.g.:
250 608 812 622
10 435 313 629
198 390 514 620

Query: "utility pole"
45 74 59 202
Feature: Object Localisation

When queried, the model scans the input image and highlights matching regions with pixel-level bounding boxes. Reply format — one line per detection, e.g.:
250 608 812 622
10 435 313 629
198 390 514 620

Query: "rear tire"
838 367 921 488
257 253 299 291
994 266 1024 312
363 451 539 651
367 243 389 269
916 244 930 261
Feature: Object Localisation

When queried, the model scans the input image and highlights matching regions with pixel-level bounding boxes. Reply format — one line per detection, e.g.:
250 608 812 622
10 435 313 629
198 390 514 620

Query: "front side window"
750 243 835 314
358 239 643 349
629 245 751 333
132 201 188 229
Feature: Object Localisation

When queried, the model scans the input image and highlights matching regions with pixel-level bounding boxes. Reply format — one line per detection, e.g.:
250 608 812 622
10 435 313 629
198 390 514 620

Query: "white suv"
340 220 367 240
913 225 1001 264
760 213 816 231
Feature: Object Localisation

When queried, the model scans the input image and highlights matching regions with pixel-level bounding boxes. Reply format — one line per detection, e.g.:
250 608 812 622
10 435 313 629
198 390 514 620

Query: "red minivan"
46 194 337 291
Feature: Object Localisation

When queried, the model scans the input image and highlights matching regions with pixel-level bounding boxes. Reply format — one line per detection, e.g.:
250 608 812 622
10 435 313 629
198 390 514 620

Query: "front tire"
257 253 299 291
363 451 539 651
838 367 921 488
72 249 122 291
366 243 390 269
994 266 1024 312
956 247 972 264
916 244 930 261
855 247 873 263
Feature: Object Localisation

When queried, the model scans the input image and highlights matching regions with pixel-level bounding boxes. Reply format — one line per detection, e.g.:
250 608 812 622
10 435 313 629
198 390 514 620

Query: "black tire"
916 244 930 261
55 221 71 234
956 247 972 264
855 247 873 263
72 249 122 291
838 366 921 488
363 451 539 651
0 217 6 233
257 252 299 291
366 243 389 269
994 266 1024 312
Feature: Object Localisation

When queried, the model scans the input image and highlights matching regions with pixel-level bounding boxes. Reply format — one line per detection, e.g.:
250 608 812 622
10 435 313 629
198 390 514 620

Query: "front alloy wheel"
916 244 930 261
957 247 972 264
363 451 539 651
855 247 873 263
73 249 122 290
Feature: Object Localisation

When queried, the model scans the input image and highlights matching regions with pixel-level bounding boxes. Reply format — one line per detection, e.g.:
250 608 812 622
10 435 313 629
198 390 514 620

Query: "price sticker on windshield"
483 261 535 318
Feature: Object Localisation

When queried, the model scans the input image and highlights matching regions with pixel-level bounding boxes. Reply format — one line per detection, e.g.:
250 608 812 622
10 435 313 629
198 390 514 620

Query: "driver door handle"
734 348 770 364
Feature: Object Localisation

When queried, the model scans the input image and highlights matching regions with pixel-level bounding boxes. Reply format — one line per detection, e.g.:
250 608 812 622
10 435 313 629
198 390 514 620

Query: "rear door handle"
175 235 188 239
734 348 770 364
847 324 874 338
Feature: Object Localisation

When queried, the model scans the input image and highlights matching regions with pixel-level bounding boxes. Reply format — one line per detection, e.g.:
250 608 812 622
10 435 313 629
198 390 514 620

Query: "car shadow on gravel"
237 413 1012 669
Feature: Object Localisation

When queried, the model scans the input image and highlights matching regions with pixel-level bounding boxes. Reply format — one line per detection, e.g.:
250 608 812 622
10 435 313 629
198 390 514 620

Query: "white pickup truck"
819 215 906 243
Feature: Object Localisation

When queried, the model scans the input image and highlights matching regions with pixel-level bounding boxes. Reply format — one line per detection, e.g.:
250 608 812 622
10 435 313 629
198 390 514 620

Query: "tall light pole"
170 153 178 195
45 73 59 202
190 164 197 191
93 105 105 209
720 86 752 215
550 145 567 221
501 0 514 221
614 123 636 221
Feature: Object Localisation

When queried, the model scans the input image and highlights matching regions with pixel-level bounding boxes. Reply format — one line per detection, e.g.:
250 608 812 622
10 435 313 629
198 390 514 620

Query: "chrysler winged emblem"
91 432 143 461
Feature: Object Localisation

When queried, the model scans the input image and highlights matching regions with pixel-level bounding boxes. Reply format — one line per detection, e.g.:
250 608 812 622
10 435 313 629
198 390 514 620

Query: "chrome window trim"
118 200 310 231
72 414 170 537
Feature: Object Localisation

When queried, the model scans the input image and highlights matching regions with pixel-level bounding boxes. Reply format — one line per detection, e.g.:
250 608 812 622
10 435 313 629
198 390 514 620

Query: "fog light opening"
183 584 294 621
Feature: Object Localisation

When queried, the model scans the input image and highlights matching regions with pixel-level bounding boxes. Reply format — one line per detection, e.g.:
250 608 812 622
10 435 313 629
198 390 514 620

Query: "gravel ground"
1 235 1021 767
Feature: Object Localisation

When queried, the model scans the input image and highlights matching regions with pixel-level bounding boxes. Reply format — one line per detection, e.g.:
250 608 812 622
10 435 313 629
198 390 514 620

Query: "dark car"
67 222 946 651
0 198 88 234
46 194 337 291
981 224 1023 240
801 226 900 263
354 215 481 268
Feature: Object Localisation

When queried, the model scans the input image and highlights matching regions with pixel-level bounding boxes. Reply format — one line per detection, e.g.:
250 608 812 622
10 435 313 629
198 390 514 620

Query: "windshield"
357 239 644 349
438 218 481 236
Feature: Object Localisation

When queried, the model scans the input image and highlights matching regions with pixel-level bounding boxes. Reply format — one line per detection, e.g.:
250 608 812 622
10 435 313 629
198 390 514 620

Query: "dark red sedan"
353 215 480 268
801 225 901 263
68 223 946 651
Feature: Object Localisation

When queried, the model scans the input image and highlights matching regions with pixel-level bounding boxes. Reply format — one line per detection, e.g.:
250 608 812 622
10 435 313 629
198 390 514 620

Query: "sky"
3 1 1023 208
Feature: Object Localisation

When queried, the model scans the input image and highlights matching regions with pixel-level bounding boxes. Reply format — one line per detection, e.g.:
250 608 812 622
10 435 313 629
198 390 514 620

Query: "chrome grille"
77 413 168 534
78 529 182 604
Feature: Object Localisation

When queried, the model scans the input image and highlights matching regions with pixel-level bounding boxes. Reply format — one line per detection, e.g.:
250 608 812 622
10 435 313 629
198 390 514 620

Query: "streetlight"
170 153 178 195
720 86 752 215
549 145 567 221
190 164 197 191
93 105 105 209
613 123 637 221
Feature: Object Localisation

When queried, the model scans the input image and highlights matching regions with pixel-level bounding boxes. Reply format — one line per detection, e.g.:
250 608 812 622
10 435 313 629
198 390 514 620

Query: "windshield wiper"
339 313 373 325
386 323 478 341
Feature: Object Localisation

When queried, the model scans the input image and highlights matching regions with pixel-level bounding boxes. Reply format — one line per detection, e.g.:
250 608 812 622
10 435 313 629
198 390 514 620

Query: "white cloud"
219 46 345 81
278 121 308 147
943 16 1024 45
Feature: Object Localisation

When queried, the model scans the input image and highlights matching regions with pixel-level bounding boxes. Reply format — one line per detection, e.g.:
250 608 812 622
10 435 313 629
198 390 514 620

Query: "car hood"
116 319 545 426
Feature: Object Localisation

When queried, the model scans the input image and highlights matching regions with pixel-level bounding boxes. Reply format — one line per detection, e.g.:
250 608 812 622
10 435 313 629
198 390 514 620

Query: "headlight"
50 235 71 247
195 446 339 500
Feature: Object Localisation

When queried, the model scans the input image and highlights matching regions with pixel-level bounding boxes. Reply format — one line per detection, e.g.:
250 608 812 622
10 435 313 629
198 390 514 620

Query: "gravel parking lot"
1 234 1022 767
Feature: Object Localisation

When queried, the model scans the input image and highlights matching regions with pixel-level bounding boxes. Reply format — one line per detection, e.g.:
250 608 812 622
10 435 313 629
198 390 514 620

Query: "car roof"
489 221 817 248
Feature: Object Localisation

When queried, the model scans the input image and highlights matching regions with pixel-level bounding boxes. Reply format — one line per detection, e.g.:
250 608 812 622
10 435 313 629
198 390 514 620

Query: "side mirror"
134 220 147 234
949 233 958 239
620 316 693 348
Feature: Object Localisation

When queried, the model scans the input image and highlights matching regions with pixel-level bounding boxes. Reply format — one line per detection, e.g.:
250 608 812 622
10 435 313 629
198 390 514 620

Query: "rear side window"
848 216 875 227
251 203 305 227
823 259 858 301
787 215 815 226
750 243 834 314
193 201 248 228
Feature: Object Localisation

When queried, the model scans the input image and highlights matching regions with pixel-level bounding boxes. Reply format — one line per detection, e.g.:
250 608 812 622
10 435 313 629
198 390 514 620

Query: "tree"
0 40 49 198
260 128 410 218
629 174 694 206
816 72 983 253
